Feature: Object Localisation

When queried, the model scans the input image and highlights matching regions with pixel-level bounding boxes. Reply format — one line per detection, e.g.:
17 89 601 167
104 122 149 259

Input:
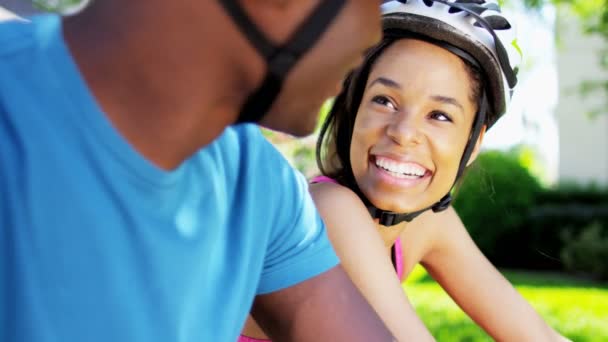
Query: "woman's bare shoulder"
309 181 369 220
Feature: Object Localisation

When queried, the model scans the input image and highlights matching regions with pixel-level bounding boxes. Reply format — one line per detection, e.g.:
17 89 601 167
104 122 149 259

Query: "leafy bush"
453 147 543 267
536 182 608 205
453 147 608 272
526 204 608 268
527 184 608 270
561 221 608 280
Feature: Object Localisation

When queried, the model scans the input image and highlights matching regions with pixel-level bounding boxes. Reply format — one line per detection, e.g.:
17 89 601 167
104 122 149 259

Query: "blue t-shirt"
0 15 339 342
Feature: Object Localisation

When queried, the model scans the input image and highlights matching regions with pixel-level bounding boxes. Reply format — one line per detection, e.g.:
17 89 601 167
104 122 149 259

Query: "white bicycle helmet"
382 0 522 128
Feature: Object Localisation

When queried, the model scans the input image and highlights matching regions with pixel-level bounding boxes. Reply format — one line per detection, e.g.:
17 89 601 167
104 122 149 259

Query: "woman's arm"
309 182 435 341
418 206 568 341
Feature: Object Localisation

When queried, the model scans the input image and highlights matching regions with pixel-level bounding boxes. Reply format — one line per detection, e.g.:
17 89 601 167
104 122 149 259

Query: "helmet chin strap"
367 193 453 225
367 93 488 227
218 0 347 124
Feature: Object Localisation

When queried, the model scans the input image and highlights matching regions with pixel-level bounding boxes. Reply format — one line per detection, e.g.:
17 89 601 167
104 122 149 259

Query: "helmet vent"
447 0 489 14
475 15 511 30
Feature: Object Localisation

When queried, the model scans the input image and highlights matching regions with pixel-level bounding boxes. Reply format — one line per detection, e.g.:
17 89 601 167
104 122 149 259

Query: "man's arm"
251 265 395 341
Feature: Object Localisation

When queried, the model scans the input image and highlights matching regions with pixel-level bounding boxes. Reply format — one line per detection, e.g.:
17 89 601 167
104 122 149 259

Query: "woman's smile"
369 154 432 190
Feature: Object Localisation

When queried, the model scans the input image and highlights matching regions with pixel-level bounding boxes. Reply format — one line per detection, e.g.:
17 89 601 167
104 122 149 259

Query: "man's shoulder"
202 124 292 171
192 124 303 203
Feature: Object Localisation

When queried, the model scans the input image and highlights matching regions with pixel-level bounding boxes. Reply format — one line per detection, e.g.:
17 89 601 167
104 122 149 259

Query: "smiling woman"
348 38 482 214
241 0 571 341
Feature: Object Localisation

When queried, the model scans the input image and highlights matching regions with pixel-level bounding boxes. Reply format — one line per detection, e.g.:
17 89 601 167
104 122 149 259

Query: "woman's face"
349 38 483 213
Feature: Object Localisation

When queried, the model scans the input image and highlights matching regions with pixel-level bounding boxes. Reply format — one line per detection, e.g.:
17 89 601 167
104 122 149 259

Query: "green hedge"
561 221 608 280
527 189 608 271
453 148 543 268
453 147 608 277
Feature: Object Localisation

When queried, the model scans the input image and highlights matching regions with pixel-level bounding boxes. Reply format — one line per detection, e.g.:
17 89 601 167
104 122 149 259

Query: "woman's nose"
386 111 422 147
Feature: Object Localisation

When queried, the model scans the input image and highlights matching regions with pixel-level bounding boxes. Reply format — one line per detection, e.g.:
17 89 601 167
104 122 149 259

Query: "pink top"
237 175 403 342
394 237 404 280
238 336 269 342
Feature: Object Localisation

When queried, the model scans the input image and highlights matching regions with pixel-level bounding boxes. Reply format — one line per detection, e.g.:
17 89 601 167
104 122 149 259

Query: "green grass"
403 265 608 341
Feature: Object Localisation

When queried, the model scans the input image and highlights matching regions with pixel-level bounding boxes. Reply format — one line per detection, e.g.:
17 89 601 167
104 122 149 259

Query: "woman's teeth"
375 157 426 178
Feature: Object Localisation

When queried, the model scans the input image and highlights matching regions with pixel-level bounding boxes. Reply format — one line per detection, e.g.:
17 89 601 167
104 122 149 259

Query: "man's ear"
466 125 486 167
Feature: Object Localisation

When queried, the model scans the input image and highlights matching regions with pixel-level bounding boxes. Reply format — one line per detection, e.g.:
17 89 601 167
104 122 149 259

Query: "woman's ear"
466 125 487 167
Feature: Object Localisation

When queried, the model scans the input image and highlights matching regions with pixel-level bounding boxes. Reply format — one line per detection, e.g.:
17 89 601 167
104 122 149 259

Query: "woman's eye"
430 111 452 122
371 95 397 111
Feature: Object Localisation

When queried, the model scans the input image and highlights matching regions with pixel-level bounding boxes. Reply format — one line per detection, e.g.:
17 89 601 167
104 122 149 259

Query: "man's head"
222 0 382 136
59 0 382 168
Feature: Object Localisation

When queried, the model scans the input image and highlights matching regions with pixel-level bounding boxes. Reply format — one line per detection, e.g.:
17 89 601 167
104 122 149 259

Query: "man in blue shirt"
0 0 393 341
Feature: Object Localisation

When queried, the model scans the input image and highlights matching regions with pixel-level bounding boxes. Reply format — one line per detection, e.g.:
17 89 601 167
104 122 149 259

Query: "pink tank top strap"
238 335 270 342
394 237 404 280
310 175 338 184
